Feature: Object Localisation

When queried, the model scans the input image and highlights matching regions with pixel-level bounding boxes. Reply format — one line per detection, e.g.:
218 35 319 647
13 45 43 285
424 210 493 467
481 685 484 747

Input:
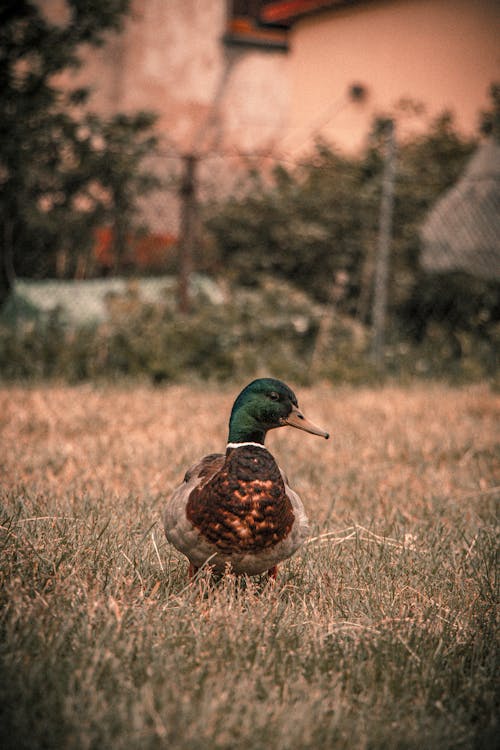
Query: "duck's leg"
267 565 278 580
188 563 199 579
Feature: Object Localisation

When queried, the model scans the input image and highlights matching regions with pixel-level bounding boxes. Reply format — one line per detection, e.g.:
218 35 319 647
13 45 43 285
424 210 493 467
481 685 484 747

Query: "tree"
204 114 475 325
0 0 159 305
480 82 500 141
204 145 380 308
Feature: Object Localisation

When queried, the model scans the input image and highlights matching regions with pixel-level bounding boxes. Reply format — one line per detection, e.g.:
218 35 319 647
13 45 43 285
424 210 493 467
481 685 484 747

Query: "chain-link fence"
1 132 499 382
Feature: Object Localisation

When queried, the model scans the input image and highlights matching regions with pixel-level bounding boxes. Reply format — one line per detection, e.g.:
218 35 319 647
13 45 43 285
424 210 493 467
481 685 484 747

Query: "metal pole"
178 153 197 314
371 119 396 368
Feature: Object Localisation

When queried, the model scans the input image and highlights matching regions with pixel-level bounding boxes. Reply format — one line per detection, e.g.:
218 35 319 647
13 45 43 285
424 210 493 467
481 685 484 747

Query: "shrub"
0 1 159 306
0 277 332 383
1 274 497 385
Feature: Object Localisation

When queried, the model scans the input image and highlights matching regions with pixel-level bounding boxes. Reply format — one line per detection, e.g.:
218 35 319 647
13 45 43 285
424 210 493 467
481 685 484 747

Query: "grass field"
1 382 498 749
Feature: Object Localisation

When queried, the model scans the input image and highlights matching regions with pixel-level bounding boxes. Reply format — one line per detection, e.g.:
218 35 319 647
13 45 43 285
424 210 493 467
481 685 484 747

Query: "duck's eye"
269 392 280 401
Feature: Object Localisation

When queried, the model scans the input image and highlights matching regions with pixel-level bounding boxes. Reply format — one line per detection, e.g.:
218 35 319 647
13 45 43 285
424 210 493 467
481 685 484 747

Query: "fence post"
371 119 396 368
178 153 198 313
0 220 15 309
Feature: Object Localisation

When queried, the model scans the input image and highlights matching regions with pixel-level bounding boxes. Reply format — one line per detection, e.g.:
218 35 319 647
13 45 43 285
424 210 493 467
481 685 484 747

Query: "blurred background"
1 0 499 384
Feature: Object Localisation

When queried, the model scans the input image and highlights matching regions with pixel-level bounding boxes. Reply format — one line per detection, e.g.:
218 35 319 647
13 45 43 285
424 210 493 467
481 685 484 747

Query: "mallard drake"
164 378 329 578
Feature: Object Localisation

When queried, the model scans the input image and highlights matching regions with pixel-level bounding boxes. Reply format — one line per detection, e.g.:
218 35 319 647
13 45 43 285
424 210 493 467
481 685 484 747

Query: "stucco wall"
285 0 500 153
45 0 499 157
41 0 290 232
39 0 499 238
65 0 289 157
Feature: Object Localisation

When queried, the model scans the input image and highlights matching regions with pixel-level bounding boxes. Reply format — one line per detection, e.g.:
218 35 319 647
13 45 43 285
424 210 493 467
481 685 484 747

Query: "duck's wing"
278 466 310 543
182 453 225 484
164 453 225 561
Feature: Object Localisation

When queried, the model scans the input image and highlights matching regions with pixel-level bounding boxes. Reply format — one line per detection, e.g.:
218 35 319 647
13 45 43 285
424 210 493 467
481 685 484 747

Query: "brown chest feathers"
186 446 295 554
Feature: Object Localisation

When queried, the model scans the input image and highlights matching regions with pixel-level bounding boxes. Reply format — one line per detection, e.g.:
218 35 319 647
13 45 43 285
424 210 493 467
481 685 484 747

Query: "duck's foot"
267 565 278 580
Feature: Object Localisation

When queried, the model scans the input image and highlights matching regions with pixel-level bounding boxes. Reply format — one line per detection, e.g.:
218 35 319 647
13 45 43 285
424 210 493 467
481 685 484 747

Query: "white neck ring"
226 441 266 450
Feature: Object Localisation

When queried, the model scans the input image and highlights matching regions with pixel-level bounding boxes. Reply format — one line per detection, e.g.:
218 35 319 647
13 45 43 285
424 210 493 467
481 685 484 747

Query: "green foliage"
73 111 160 272
400 271 500 346
205 144 380 307
390 114 476 296
0 277 369 384
0 0 159 300
205 115 495 345
479 82 500 140
1 275 497 385
206 111 500 372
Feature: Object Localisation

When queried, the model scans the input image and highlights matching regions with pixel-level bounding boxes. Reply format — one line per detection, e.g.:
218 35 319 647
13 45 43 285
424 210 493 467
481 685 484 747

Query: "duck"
164 378 329 579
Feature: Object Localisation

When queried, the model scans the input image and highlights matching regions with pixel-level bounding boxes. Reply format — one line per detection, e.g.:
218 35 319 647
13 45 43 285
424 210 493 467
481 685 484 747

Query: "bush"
0 277 333 384
203 114 500 379
204 116 475 315
0 1 159 305
204 146 379 308
1 274 497 386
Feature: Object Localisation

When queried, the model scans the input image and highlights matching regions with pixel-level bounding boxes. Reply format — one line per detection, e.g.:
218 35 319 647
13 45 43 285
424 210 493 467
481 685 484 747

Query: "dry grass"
1 382 498 749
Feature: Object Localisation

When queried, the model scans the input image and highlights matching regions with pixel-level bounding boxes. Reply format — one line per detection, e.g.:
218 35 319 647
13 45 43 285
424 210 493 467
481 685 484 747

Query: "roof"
420 139 500 280
224 1 370 49
261 0 364 25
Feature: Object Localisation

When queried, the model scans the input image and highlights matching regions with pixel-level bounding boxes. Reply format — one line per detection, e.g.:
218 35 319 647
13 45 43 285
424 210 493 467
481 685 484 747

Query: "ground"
0 382 498 749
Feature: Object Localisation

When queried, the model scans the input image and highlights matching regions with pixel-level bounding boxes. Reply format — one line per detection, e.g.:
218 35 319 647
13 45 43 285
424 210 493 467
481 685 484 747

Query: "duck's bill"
282 405 329 439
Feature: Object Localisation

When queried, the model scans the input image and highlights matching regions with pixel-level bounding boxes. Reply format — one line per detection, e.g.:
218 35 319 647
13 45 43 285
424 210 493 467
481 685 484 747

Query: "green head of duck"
227 378 329 445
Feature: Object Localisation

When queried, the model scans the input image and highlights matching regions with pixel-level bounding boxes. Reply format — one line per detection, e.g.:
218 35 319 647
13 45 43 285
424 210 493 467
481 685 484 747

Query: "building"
261 0 499 152
41 0 500 250
52 0 499 156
